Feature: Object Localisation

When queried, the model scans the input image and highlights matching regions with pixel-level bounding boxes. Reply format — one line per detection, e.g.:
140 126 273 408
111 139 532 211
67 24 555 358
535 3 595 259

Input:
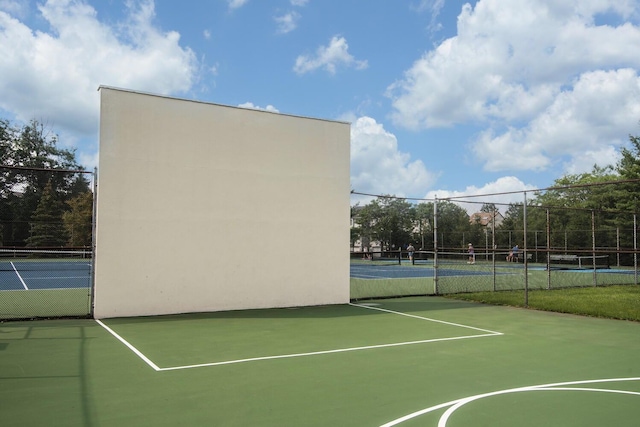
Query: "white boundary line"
380 377 640 427
97 303 503 372
11 262 28 290
349 303 503 335
158 333 500 371
95 319 161 371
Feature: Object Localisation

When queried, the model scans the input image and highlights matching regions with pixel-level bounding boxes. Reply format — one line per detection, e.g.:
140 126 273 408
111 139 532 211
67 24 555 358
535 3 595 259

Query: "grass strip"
445 285 640 322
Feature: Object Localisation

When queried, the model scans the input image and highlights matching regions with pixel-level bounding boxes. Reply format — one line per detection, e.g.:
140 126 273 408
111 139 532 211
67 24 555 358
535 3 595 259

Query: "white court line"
95 319 161 371
158 333 500 371
349 303 504 335
98 304 503 372
380 377 640 427
10 262 28 290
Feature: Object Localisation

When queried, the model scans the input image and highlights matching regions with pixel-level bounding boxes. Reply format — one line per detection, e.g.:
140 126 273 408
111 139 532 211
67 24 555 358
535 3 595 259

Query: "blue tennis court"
350 262 496 279
0 260 91 290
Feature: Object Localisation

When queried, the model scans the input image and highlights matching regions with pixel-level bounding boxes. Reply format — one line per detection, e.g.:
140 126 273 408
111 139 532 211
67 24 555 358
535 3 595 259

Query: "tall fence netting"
0 167 95 320
351 184 640 300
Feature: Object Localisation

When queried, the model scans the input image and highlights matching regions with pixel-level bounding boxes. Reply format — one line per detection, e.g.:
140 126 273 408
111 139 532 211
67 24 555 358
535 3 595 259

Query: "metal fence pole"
546 208 551 290
524 191 528 307
433 196 439 295
635 214 638 285
592 210 597 287
492 211 496 292
90 167 98 317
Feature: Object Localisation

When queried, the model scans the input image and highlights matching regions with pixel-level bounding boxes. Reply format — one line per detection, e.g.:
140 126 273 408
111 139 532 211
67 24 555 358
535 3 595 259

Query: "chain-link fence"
1 167 95 320
351 184 640 301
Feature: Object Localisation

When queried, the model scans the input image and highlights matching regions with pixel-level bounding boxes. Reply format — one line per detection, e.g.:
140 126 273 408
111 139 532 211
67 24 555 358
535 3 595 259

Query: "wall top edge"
97 85 351 126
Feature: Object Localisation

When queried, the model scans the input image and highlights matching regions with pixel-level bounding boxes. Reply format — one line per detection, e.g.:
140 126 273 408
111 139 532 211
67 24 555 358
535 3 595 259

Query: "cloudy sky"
1 0 639 209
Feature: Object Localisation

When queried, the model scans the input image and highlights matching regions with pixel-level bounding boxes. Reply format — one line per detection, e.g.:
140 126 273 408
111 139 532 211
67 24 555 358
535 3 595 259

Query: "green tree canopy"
433 200 473 249
615 133 640 213
0 119 91 246
26 181 68 247
355 196 415 250
63 192 94 246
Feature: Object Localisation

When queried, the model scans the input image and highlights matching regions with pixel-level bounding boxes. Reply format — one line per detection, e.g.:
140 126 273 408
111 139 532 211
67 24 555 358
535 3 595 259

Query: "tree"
0 119 89 246
413 202 433 249
616 133 640 213
434 201 472 249
63 192 94 246
26 181 68 247
480 203 497 213
355 196 415 251
529 166 622 250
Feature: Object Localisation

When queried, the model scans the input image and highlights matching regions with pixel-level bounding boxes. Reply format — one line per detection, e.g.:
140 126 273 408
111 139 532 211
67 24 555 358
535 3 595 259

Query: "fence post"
524 191 528 307
90 167 98 317
592 210 597 287
635 214 638 285
433 196 439 295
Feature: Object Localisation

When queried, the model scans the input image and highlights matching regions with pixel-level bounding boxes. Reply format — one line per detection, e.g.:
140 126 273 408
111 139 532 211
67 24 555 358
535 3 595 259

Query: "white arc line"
11 262 28 290
380 377 640 427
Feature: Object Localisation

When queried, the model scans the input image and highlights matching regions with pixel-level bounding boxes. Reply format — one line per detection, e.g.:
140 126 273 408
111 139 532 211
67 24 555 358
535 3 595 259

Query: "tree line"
352 132 640 256
0 119 93 248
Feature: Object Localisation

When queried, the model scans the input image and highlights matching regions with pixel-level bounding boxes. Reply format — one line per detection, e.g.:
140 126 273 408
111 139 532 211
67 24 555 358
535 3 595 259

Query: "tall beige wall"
94 87 350 318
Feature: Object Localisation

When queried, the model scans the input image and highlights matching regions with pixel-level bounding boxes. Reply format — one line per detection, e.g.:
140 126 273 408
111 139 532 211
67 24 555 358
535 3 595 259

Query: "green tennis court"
2 296 639 426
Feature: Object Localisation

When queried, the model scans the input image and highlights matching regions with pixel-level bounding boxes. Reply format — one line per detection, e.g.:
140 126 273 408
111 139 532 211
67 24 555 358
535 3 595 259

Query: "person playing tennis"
407 243 415 262
467 243 475 264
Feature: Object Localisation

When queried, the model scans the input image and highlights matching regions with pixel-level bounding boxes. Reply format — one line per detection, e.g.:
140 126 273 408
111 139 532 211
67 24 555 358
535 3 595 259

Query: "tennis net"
547 254 610 270
350 250 401 265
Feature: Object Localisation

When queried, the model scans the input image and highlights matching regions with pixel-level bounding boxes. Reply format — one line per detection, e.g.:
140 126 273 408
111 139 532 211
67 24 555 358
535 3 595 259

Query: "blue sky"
1 0 640 210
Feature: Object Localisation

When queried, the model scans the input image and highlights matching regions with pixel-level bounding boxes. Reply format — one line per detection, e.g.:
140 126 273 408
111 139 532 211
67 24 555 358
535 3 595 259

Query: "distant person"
407 243 415 262
511 245 519 262
467 243 475 264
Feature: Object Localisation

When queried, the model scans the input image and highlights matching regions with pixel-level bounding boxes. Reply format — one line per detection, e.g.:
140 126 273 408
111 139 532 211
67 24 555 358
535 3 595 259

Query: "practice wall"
94 87 350 318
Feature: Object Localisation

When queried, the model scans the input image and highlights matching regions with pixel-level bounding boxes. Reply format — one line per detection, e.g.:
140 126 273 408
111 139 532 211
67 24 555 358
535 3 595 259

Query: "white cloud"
412 0 446 34
227 0 249 10
350 116 437 204
425 176 537 214
387 0 640 175
238 102 280 113
294 36 368 75
0 0 28 17
562 146 621 175
0 0 198 144
275 11 300 34
290 0 309 6
473 69 640 173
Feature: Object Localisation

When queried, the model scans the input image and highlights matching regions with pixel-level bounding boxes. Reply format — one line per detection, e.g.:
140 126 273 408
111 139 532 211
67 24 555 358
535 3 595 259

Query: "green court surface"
1 296 639 426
